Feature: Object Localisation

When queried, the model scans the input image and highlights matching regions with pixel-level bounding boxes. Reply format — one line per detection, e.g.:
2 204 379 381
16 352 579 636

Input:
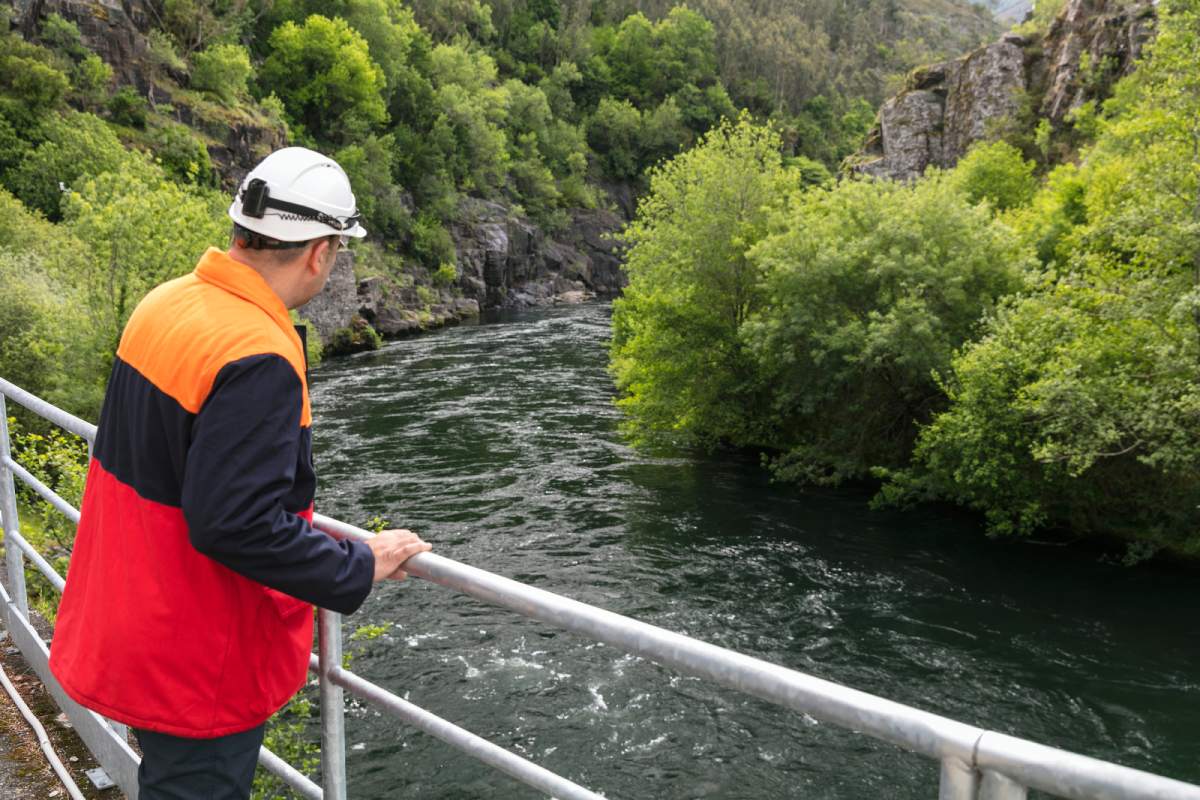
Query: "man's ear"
306 238 330 276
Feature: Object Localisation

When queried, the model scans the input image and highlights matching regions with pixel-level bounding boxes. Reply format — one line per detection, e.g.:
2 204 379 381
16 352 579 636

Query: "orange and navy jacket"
49 248 374 738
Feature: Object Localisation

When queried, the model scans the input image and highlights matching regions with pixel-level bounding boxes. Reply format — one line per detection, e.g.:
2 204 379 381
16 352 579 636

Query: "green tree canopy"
746 174 1029 483
611 116 798 448
260 15 388 145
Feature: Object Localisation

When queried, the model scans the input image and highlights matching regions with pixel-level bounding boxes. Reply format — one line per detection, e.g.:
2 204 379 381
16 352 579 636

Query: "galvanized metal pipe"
975 732 1200 800
3 455 81 525
980 769 1027 800
0 579 142 796
0 526 65 593
0 395 29 619
313 513 1200 800
259 745 323 800
329 664 607 800
314 513 981 763
318 609 347 800
0 655 87 800
941 757 981 800
0 379 96 443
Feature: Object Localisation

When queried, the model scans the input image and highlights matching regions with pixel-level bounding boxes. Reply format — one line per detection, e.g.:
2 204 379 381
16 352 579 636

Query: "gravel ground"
0 627 124 799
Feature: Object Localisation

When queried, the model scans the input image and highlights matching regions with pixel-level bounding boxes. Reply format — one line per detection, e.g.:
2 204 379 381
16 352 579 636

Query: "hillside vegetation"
0 0 998 419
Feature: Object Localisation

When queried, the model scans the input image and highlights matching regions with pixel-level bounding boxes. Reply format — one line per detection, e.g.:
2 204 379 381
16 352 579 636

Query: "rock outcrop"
451 198 625 310
11 0 150 85
855 0 1156 179
299 198 627 351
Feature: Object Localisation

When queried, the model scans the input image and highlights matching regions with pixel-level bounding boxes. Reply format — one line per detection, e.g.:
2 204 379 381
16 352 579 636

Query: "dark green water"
308 303 1200 799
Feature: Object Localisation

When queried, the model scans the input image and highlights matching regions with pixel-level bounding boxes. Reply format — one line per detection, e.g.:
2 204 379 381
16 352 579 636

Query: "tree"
611 116 797 448
886 281 1200 554
950 140 1038 213
260 15 388 145
191 43 253 104
6 112 140 219
62 163 228 353
745 174 1029 483
586 97 642 179
882 0 1200 554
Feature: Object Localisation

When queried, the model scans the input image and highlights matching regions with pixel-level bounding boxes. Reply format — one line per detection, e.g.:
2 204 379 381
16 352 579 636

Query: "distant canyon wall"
854 0 1157 180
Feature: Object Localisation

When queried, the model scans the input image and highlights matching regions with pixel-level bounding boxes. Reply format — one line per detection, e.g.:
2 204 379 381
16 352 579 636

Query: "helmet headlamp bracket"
241 178 270 218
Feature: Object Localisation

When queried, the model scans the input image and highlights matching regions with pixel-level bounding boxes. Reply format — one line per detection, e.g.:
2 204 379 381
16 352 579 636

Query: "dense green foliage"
612 0 1200 556
613 123 1027 479
883 0 1200 555
746 175 1027 484
611 116 796 448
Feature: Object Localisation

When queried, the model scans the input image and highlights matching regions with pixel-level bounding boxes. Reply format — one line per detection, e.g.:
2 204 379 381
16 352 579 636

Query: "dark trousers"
134 724 265 800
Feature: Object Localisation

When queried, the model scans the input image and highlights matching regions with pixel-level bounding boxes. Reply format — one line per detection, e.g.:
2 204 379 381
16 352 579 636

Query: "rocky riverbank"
298 197 627 356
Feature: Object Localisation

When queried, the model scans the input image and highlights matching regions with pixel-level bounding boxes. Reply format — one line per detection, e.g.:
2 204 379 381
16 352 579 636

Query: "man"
49 147 430 799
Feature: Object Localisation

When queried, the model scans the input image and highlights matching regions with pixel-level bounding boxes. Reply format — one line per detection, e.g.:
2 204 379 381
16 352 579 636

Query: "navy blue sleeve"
181 354 374 615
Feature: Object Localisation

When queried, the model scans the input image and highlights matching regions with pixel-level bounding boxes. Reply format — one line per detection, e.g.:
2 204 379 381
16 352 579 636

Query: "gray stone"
297 251 357 343
855 0 1155 180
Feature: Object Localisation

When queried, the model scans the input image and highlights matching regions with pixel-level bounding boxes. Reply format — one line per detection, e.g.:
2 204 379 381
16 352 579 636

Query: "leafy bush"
107 85 148 128
0 32 70 129
950 140 1038 212
432 261 457 286
746 174 1029 483
63 162 227 351
7 112 135 218
190 42 252 104
5 413 89 621
71 54 113 107
885 281 1200 554
39 13 88 62
152 123 217 185
409 213 456 268
260 15 388 145
326 315 383 355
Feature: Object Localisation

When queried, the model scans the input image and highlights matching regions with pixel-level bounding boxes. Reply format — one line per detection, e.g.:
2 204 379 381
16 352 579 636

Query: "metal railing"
1 374 1199 800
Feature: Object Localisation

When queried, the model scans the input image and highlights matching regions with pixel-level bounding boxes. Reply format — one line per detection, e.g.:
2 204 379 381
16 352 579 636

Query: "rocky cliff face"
9 0 286 187
300 199 627 350
452 198 625 310
855 0 1156 179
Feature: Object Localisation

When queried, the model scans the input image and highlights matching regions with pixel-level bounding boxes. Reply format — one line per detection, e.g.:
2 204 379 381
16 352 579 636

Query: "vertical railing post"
0 394 28 619
979 770 1027 800
940 758 980 800
318 607 347 800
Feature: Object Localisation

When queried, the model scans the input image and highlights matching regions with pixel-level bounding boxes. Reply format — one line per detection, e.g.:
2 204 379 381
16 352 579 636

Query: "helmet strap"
239 178 360 233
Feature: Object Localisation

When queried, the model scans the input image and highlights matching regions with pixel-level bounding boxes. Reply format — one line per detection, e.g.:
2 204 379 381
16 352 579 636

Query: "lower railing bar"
975 732 1200 800
0 580 140 796
1 525 66 593
0 379 96 443
258 745 323 800
3 455 81 525
324 660 606 800
979 769 1027 800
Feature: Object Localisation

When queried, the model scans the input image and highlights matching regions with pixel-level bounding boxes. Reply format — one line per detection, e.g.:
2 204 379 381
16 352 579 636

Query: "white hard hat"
228 147 367 242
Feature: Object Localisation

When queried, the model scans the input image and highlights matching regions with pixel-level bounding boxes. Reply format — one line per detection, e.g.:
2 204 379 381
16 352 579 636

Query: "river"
308 303 1200 799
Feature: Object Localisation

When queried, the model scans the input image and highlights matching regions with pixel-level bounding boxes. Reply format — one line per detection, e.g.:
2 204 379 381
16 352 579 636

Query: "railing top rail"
312 513 1200 800
0 378 96 443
